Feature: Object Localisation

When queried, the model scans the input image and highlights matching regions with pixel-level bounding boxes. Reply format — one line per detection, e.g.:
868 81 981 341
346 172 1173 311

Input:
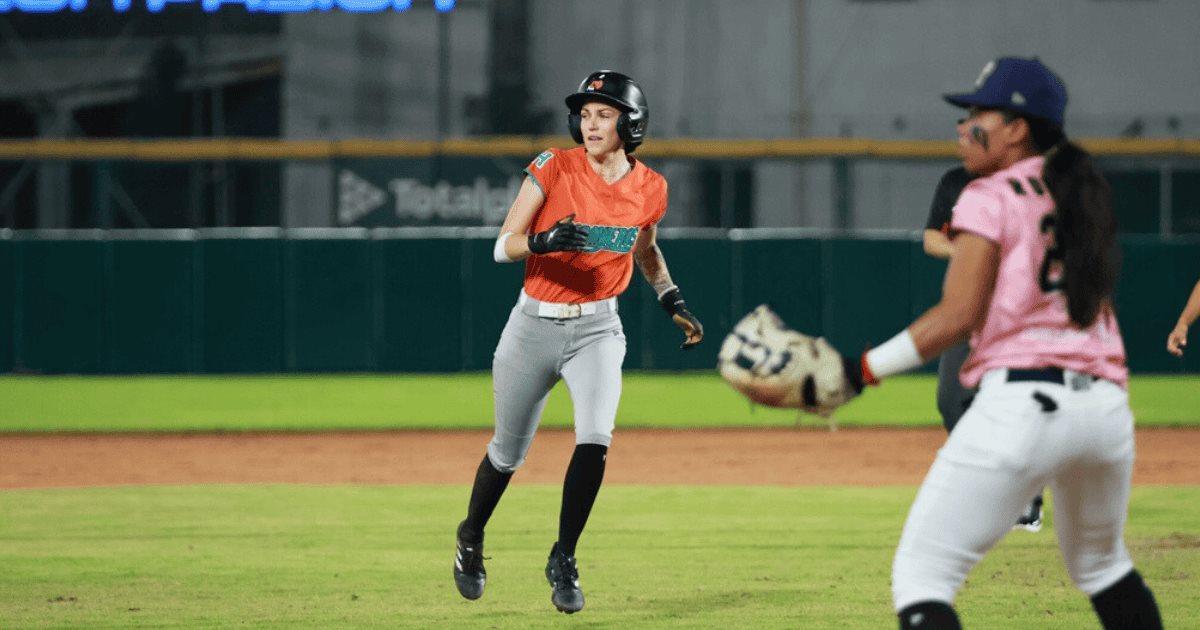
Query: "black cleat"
545 542 584 614
1014 495 1044 533
453 521 486 600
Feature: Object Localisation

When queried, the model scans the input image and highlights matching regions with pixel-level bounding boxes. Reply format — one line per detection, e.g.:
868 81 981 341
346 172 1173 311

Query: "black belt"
1007 367 1099 389
1006 367 1067 384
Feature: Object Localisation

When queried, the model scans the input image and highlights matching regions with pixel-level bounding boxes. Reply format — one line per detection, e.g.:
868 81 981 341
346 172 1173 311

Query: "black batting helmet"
565 70 648 153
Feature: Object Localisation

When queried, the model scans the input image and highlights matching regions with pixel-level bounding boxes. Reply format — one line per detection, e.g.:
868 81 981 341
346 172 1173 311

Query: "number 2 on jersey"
1019 175 1063 293
1038 212 1065 293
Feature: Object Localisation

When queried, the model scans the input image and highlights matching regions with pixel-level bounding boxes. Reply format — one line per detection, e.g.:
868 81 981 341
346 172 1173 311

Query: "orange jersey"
521 147 667 303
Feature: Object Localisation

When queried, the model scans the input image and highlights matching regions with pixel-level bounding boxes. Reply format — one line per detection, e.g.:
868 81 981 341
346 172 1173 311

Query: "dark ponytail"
1040 136 1120 328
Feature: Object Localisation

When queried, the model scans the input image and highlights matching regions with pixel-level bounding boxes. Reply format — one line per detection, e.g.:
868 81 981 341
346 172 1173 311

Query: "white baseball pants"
893 368 1136 611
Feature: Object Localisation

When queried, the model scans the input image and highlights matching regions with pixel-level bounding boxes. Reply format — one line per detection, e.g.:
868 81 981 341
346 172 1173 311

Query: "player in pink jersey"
852 58 1163 629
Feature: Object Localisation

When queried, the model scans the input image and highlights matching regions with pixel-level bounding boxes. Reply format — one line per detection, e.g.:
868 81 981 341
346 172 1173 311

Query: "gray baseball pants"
938 339 974 432
486 291 626 473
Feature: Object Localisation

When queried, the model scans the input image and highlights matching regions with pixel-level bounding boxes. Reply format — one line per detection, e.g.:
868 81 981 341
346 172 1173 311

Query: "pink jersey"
951 155 1128 388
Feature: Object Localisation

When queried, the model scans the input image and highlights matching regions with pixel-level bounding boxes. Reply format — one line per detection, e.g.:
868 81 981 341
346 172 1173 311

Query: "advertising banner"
334 156 526 227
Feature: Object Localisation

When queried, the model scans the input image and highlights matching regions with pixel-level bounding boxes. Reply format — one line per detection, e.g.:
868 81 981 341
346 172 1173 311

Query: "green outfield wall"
2 229 1197 375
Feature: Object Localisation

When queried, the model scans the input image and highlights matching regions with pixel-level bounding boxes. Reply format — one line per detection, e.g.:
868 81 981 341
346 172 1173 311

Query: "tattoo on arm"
635 242 675 297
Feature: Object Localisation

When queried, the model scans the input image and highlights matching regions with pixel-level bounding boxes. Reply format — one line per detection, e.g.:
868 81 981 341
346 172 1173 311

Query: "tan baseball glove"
717 305 864 417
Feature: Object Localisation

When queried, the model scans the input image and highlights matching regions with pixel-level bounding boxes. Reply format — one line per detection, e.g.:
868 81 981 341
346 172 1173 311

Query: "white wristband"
864 329 922 380
493 232 515 263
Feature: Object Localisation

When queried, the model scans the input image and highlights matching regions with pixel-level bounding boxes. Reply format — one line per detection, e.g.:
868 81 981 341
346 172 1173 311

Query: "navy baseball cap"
944 57 1068 128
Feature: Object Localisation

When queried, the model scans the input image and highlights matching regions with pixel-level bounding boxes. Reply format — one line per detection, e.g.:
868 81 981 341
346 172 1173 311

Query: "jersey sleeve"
646 179 668 227
522 148 561 197
950 181 1004 243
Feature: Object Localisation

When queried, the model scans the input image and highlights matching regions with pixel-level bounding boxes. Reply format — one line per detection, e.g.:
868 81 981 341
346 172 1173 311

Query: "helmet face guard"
566 71 648 152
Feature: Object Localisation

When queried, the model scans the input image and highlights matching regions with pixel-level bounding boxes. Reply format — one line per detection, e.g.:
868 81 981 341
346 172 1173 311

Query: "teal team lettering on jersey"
577 224 639 254
521 147 668 303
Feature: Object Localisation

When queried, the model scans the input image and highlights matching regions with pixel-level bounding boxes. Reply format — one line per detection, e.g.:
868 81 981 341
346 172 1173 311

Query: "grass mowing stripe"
0 485 1196 629
2 373 1199 433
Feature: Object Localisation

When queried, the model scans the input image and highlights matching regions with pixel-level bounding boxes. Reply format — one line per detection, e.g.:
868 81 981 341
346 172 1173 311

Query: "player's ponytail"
1040 132 1120 328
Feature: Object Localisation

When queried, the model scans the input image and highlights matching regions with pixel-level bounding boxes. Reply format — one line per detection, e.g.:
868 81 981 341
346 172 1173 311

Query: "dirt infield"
1 427 1197 488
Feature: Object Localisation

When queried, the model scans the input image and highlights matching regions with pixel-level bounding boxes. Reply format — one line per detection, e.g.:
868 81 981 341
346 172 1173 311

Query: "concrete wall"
803 0 1200 139
281 0 1200 229
281 5 488 226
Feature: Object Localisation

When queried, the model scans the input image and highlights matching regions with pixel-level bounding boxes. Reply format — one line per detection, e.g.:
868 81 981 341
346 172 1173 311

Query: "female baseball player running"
857 57 1162 629
452 70 703 615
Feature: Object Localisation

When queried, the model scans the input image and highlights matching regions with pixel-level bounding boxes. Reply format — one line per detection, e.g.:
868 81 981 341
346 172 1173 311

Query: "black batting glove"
528 214 590 254
659 286 704 350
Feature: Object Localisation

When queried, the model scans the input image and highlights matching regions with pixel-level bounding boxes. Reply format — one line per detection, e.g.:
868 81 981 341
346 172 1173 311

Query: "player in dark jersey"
923 166 978 433
924 166 1045 532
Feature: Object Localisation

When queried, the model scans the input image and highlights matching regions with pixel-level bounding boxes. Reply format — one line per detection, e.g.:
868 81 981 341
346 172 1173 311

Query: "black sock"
897 601 961 630
1090 570 1163 630
460 454 513 544
557 444 607 557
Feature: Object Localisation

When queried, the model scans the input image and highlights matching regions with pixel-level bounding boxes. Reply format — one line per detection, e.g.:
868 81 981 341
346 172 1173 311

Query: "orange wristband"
861 354 880 386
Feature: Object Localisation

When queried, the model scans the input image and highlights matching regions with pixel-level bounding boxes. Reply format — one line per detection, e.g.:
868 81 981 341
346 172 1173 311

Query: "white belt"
518 289 617 320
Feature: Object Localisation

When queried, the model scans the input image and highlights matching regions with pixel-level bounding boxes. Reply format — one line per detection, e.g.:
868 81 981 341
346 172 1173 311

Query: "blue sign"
0 0 452 12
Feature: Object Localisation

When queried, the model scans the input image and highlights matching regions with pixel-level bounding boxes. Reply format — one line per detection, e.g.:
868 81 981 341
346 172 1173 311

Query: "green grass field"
2 373 1197 627
1 484 1198 628
2 372 1199 432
